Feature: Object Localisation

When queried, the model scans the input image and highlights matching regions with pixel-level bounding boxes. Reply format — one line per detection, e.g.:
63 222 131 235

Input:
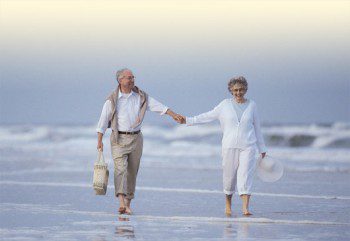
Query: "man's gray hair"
116 68 132 81
228 76 248 93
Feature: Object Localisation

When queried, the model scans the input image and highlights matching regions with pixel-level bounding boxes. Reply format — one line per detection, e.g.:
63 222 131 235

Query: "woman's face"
231 83 247 100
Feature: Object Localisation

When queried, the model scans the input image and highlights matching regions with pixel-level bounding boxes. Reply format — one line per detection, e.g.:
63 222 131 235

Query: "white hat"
256 155 284 182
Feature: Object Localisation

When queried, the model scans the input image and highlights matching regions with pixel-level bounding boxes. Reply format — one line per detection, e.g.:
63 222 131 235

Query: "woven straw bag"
93 150 109 195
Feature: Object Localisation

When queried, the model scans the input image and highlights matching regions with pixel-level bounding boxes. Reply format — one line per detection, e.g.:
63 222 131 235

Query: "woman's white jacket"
186 98 267 153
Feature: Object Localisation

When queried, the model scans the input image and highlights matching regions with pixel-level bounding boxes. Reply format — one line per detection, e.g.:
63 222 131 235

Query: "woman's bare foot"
240 194 252 216
242 210 252 216
225 206 232 216
225 194 232 216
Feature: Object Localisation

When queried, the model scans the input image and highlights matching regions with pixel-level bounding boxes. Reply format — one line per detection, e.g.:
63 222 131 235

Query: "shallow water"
0 123 349 240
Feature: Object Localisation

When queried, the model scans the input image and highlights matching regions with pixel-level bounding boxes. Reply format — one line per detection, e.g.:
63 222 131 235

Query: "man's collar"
118 89 136 99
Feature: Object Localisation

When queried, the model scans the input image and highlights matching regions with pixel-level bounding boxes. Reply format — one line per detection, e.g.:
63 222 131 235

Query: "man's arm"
96 100 112 151
97 132 104 151
147 96 184 123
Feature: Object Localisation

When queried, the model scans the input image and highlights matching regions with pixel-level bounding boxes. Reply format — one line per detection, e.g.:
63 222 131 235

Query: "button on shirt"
96 90 168 134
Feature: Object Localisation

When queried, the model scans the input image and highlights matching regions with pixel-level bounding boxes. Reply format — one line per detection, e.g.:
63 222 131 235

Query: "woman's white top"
232 100 249 122
186 98 267 153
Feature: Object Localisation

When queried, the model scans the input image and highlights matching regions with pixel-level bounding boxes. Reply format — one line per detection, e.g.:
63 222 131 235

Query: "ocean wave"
0 122 349 149
1 155 350 175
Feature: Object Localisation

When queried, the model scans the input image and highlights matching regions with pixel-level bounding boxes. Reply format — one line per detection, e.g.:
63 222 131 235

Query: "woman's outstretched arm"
185 103 222 125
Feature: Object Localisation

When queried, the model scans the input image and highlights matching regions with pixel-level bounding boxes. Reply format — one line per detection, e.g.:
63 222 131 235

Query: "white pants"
222 147 257 196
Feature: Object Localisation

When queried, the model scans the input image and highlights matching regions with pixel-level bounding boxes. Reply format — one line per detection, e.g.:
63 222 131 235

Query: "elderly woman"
183 76 267 216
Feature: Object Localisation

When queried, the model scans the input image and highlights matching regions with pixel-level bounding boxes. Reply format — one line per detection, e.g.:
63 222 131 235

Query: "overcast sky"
1 0 349 125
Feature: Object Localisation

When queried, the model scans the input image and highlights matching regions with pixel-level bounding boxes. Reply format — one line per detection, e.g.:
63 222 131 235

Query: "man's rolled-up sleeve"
96 100 113 134
147 96 169 115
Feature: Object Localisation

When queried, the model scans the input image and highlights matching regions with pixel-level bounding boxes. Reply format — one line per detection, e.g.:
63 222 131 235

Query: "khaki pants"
111 132 143 200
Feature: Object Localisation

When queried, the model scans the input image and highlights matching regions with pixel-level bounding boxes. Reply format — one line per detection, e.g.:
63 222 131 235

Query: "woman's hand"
261 152 266 159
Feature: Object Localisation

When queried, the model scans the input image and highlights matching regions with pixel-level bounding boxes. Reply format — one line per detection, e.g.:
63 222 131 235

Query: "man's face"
118 70 135 89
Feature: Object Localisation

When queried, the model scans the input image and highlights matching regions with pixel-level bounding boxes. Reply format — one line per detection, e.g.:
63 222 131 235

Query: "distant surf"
0 122 349 173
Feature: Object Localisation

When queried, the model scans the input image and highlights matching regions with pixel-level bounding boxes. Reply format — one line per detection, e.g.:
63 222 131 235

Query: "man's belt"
118 130 140 135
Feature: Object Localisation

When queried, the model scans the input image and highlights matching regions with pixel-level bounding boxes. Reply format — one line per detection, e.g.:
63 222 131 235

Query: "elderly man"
96 68 183 215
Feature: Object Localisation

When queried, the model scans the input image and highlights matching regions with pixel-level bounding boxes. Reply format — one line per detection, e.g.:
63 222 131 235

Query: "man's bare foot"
125 206 132 215
118 207 126 214
124 198 132 215
117 194 126 214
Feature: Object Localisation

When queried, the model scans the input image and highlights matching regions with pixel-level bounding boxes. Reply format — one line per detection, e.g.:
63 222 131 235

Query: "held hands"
172 113 186 124
166 109 186 124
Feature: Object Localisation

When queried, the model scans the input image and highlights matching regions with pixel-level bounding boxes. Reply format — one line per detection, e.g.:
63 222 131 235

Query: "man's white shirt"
96 90 168 134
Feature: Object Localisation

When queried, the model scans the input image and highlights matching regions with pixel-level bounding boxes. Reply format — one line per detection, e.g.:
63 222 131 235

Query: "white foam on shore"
1 180 350 200
1 203 349 226
72 215 350 227
0 227 112 240
0 203 113 217
134 215 350 226
137 187 350 200
0 167 88 176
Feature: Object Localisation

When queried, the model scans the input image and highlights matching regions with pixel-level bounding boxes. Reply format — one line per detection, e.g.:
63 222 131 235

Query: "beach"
1 123 349 240
2 0 350 239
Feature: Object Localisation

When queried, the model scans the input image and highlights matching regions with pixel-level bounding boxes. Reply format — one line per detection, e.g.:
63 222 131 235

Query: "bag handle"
97 149 106 164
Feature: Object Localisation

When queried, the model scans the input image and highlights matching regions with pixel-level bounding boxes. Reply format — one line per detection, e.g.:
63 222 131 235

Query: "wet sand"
1 166 349 240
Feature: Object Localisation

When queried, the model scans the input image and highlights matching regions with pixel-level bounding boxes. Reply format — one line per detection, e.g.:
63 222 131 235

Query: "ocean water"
1 122 349 174
0 122 350 240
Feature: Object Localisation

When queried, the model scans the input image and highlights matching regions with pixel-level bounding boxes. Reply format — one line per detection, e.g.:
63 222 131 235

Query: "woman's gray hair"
116 68 132 81
228 76 248 93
